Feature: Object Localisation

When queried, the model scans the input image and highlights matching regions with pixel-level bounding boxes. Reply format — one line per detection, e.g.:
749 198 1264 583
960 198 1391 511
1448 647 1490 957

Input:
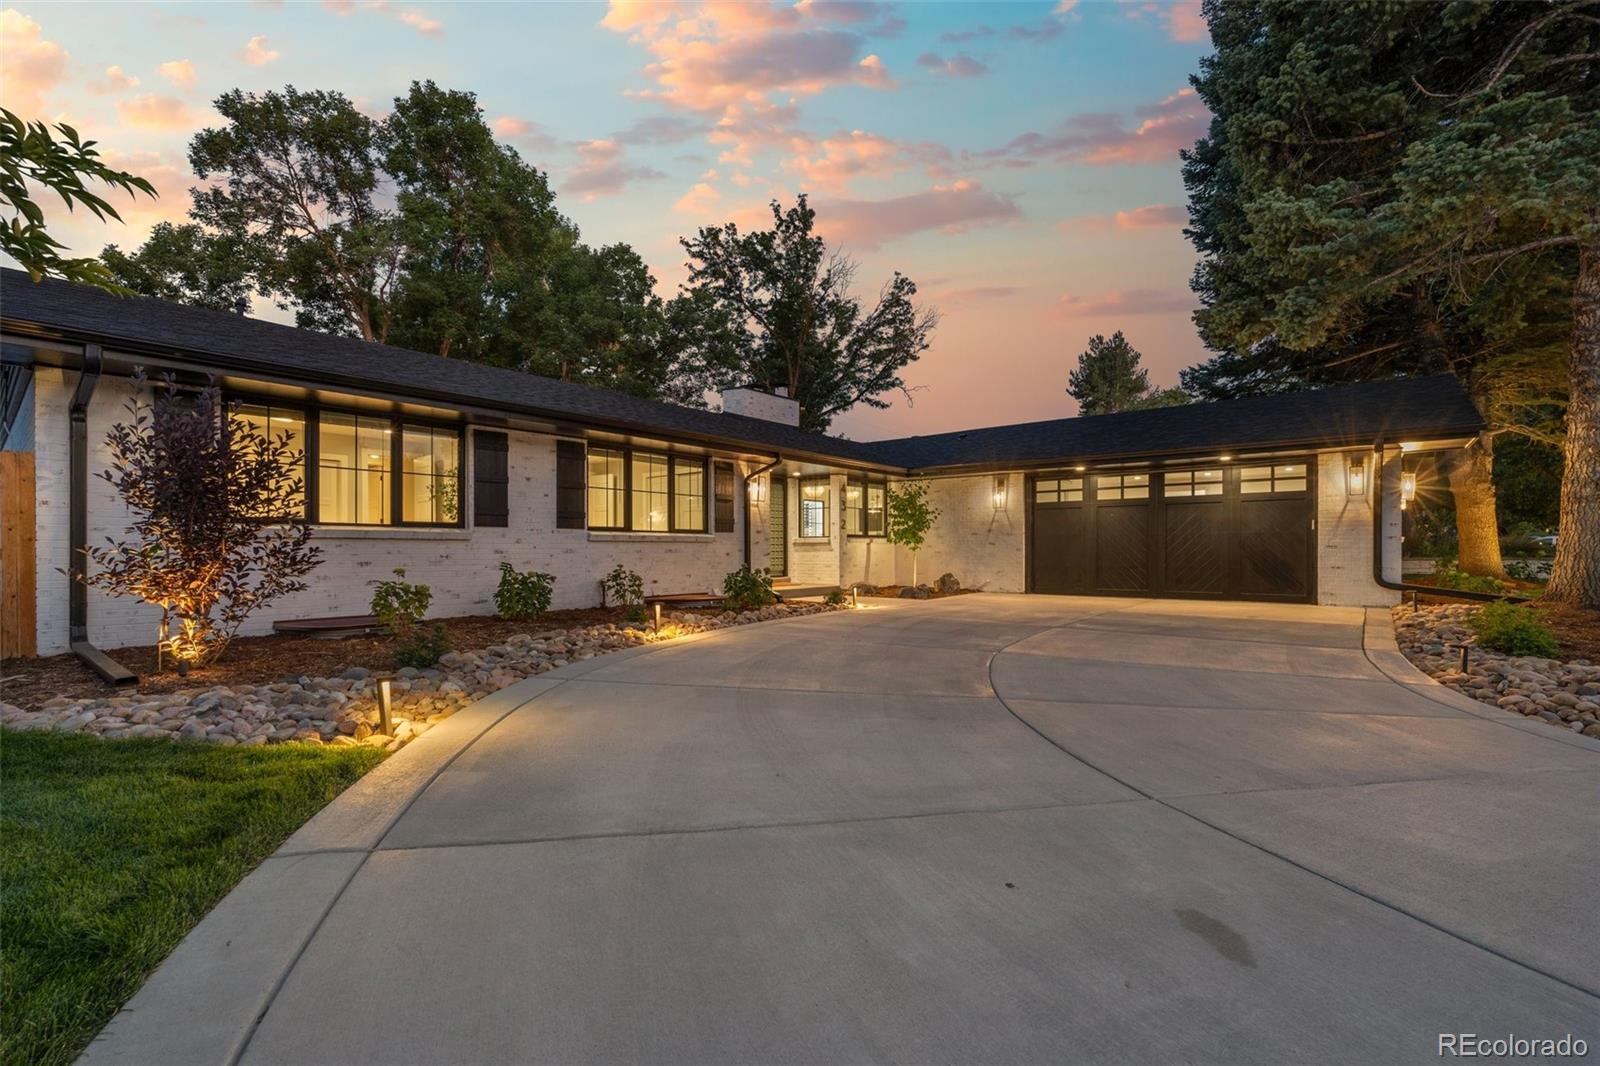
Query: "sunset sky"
1 0 1214 440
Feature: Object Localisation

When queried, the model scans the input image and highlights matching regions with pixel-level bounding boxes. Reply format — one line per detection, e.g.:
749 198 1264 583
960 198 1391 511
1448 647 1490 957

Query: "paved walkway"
87 595 1599 1065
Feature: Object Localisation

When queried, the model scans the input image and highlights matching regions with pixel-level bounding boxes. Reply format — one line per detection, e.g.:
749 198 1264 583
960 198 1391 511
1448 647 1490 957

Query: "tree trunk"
1545 237 1600 607
1448 434 1506 578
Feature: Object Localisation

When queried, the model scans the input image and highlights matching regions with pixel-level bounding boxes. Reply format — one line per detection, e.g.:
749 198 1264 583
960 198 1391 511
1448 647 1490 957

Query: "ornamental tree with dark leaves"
81 374 321 665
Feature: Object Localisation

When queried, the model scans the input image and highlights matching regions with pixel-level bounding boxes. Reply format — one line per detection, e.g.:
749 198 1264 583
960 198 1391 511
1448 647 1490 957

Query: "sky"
1 0 1215 441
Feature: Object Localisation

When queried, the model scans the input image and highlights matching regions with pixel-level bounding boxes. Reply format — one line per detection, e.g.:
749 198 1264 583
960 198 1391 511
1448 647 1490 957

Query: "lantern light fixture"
1401 469 1417 504
1347 455 1366 497
992 475 1008 511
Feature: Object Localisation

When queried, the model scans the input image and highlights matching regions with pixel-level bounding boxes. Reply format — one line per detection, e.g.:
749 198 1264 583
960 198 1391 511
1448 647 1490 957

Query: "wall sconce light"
748 476 766 504
375 676 394 736
992 474 1008 511
1400 469 1417 506
1347 455 1367 497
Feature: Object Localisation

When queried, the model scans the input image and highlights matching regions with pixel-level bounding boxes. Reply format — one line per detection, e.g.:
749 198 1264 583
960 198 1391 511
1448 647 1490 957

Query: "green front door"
767 476 787 577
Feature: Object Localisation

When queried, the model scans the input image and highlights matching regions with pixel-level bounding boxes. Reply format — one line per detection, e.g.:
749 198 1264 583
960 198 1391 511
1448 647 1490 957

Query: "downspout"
1369 439 1522 604
742 455 782 571
69 344 137 684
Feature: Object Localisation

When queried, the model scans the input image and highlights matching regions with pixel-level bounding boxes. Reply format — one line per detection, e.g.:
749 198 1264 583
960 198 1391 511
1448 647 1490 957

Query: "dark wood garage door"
1028 462 1315 603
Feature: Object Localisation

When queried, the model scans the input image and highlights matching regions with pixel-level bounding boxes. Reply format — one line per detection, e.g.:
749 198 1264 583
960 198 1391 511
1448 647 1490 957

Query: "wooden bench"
272 614 383 639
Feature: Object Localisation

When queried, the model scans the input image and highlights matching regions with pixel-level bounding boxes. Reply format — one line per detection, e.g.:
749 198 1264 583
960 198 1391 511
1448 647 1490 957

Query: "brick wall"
31 371 766 655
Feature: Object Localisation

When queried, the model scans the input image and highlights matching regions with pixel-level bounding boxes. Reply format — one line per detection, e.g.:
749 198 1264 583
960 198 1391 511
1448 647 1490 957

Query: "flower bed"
0 603 847 751
1392 603 1600 738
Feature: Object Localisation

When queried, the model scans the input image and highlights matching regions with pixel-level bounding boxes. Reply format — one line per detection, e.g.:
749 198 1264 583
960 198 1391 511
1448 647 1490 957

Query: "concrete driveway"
88 595 1599 1065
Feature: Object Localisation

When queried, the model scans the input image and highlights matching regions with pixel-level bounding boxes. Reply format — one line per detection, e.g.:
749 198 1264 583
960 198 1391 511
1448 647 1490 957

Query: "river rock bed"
1392 603 1600 738
0 603 846 751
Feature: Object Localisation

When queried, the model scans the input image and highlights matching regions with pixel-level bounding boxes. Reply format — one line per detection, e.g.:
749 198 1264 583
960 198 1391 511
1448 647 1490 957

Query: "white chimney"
720 386 800 427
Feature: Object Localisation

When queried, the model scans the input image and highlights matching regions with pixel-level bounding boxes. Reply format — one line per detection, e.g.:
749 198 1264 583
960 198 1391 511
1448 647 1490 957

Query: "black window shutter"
556 440 586 529
472 431 509 528
714 461 736 533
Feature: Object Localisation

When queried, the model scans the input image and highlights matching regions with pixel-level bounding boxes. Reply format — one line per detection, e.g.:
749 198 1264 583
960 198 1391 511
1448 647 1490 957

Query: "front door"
767 475 788 577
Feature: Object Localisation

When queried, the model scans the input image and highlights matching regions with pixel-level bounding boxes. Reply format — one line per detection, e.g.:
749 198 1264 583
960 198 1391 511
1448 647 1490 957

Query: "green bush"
370 567 432 633
393 623 450 668
824 586 846 606
625 604 647 625
1470 602 1560 658
494 563 555 621
1432 560 1509 595
723 566 775 611
602 564 644 609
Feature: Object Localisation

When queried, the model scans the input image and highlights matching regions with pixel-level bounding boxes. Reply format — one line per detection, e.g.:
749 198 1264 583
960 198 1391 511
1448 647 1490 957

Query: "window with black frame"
800 477 830 538
585 443 710 533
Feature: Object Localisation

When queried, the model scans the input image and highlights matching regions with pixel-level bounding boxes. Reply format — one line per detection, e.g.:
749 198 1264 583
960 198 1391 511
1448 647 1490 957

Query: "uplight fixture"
653 602 662 633
375 676 394 736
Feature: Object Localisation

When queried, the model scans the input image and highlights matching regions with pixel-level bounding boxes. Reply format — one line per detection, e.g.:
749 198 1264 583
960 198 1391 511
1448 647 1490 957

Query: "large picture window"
586 444 709 533
231 402 306 516
799 477 830 538
226 396 463 528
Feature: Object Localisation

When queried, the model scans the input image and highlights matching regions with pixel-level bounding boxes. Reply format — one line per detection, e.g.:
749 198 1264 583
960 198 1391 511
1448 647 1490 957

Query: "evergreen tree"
1068 331 1189 415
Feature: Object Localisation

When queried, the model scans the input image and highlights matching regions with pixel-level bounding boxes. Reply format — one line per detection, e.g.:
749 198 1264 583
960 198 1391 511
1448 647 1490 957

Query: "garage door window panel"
1095 473 1149 501
1241 463 1308 495
1035 477 1083 504
1164 469 1224 498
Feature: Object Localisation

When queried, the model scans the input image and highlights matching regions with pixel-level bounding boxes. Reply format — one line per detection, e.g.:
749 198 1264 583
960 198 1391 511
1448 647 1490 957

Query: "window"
1164 469 1224 498
1034 477 1083 503
588 447 625 530
587 445 709 533
800 477 829 538
1094 473 1149 501
318 412 392 524
1240 462 1308 494
866 483 886 536
401 424 460 523
230 402 306 516
673 456 706 532
844 477 888 537
631 452 669 532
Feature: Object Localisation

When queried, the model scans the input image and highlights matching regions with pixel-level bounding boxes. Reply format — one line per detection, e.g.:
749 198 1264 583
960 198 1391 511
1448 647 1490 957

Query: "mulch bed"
0 607 714 712
1397 579 1600 662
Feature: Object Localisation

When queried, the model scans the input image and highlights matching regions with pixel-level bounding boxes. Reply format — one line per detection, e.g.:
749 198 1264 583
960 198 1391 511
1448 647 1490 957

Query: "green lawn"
0 731 384 1066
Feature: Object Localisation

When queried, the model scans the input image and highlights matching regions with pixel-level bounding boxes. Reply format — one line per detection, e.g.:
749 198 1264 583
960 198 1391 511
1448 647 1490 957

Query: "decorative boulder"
852 584 878 597
936 573 961 594
899 585 933 599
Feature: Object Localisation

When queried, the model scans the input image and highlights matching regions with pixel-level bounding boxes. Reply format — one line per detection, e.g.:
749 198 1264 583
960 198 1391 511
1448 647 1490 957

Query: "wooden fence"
1 450 37 658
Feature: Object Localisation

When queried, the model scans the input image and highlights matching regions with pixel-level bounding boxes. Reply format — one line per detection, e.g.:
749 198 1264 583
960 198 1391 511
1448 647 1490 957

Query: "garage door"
1029 462 1314 603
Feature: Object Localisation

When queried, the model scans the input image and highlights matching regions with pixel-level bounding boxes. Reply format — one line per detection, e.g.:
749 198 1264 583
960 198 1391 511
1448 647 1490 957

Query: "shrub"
1470 603 1560 658
723 566 775 611
494 563 555 621
824 586 847 606
80 374 321 666
625 604 647 625
602 564 644 609
370 567 432 635
1504 558 1549 584
1431 560 1509 595
393 623 450 668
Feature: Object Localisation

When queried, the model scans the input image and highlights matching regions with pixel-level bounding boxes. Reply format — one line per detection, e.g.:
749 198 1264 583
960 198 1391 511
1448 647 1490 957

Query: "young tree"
886 481 941 587
1067 331 1190 415
669 195 940 433
81 375 322 666
1183 1 1592 589
0 108 155 290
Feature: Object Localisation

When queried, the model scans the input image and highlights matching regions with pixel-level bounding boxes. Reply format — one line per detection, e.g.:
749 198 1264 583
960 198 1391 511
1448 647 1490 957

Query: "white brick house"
1 270 1484 665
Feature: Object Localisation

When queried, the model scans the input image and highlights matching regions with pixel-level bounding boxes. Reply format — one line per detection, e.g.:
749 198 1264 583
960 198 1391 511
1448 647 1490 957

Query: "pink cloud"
324 1 444 37
602 1 896 112
89 65 140 95
1166 0 1207 42
95 150 195 229
240 35 280 65
915 51 987 78
1056 288 1195 317
816 180 1022 251
674 180 722 216
1 10 68 115
1114 203 1185 229
784 129 900 191
115 94 195 130
564 139 666 200
491 116 557 152
981 86 1208 167
157 59 197 89
934 285 1022 305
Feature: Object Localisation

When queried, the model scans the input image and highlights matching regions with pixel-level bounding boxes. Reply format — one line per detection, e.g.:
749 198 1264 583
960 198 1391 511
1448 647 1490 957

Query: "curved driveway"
89 595 1599 1065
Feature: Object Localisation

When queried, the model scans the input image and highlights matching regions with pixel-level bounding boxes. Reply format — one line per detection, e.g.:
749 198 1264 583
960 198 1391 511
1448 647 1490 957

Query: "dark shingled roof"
2 268 1483 472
